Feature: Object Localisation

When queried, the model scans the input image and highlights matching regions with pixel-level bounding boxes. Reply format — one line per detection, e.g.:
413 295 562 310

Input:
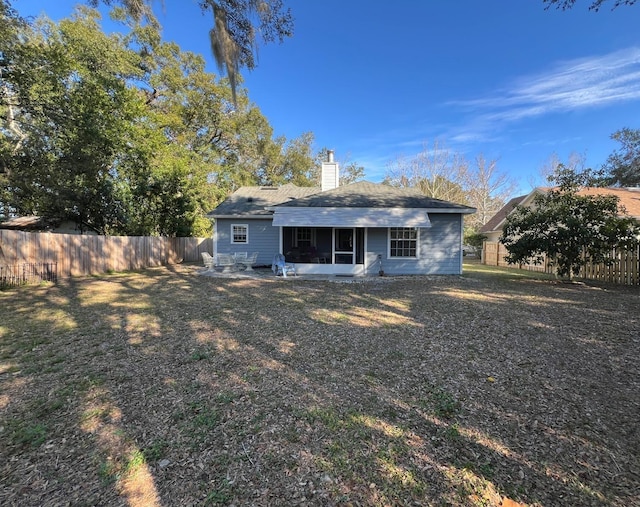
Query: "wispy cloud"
452 47 640 122
353 48 640 177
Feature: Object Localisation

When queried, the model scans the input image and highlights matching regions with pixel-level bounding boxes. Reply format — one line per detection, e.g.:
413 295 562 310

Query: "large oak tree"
0 6 314 235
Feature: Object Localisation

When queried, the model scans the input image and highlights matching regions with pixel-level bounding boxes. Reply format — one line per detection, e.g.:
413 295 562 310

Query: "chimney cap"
327 150 335 163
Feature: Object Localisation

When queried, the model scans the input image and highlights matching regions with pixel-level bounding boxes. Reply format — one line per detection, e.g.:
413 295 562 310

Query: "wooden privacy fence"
482 241 640 285
0 230 213 278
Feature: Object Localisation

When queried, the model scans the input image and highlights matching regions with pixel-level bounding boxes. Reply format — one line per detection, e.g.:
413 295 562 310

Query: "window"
295 227 313 247
231 224 248 244
389 227 418 257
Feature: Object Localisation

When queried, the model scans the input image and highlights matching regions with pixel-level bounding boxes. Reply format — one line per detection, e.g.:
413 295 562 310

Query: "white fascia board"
208 214 272 220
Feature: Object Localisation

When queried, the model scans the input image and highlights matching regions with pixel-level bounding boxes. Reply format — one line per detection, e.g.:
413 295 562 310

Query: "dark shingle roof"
208 184 321 216
0 216 58 231
276 181 475 211
479 194 528 233
209 181 476 217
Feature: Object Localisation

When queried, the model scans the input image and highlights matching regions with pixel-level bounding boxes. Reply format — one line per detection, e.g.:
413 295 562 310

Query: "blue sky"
16 0 640 195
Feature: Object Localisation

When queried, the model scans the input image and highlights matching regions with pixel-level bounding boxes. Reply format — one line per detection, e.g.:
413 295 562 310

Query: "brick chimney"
321 150 339 191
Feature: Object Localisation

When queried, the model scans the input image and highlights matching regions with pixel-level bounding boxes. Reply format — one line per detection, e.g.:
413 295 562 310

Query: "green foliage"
124 449 146 474
464 232 487 250
543 0 636 11
501 166 640 278
250 131 317 187
189 349 210 361
1 8 143 232
431 388 461 420
602 127 640 187
89 0 293 103
313 148 365 186
443 423 461 441
204 479 233 506
142 439 169 462
416 386 462 420
7 419 48 448
97 457 118 484
1 6 310 236
189 402 220 430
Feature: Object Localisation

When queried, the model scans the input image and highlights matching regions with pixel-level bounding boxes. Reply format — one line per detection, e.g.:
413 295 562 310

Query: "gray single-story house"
207 152 476 276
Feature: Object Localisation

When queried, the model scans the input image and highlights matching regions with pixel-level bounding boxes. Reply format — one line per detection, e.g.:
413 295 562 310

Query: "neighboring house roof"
577 187 640 219
275 181 476 211
209 184 320 217
0 216 57 231
479 194 528 234
480 186 640 235
0 216 99 234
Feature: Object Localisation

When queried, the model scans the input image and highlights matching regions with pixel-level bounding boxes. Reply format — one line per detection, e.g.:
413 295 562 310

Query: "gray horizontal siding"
366 214 463 275
215 218 279 266
215 214 463 273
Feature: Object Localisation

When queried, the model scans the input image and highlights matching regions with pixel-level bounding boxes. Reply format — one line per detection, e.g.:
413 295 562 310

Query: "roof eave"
435 207 476 214
207 213 273 219
270 205 475 214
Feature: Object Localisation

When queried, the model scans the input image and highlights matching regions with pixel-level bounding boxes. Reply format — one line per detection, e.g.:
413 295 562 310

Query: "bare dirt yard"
1 263 638 507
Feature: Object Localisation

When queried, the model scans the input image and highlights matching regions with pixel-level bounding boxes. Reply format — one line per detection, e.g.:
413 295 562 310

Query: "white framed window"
295 227 314 247
388 227 418 258
231 224 248 244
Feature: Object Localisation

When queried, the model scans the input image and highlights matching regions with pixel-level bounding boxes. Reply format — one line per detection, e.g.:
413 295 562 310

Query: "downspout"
364 227 368 275
459 215 464 275
213 219 218 258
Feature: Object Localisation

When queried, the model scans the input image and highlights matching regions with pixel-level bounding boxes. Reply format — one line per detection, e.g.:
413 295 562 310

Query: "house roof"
275 181 476 212
209 181 476 218
480 186 640 234
0 216 57 231
208 184 321 217
479 194 528 234
577 187 640 218
0 216 100 234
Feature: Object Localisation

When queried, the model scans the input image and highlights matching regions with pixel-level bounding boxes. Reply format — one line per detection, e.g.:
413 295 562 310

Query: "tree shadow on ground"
0 264 638 506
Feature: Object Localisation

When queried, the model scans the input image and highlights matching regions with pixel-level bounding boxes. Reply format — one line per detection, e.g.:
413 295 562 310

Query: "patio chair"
239 252 259 271
272 253 296 278
215 253 237 273
201 252 215 271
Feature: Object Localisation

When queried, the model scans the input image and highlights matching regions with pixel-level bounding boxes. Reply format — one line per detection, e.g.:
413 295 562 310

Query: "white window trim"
387 227 419 259
231 223 249 244
294 227 315 247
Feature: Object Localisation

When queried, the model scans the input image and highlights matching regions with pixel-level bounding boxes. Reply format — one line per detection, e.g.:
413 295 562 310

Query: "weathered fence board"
482 241 640 285
0 230 212 278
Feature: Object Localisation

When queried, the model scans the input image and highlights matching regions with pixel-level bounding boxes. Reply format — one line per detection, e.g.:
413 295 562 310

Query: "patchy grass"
0 263 638 506
462 261 559 281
